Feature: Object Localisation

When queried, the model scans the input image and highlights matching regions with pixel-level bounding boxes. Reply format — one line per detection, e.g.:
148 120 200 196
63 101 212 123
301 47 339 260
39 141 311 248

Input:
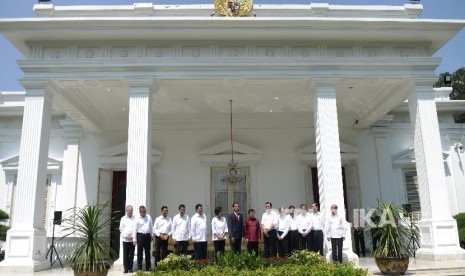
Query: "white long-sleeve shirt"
119 214 135 242
325 213 346 238
310 211 325 231
211 216 228 241
277 214 289 239
287 214 298 231
132 214 153 242
153 215 172 237
172 213 190 241
191 213 207 242
297 212 311 235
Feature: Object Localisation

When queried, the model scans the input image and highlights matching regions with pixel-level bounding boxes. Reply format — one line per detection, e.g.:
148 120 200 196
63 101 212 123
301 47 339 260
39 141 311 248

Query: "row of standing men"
119 201 346 273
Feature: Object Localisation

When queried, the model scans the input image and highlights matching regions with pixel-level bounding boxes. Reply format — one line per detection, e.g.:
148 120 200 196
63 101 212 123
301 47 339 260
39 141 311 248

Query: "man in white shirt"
133 205 153 271
310 202 325 256
153 206 172 266
261 201 278 258
277 206 289 257
172 204 190 255
325 204 346 263
297 203 311 250
287 205 299 255
119 205 135 273
191 203 207 260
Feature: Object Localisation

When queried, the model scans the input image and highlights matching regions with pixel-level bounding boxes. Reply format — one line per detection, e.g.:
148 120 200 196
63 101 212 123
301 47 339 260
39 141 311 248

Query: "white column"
4 175 15 223
113 83 153 271
372 129 399 204
408 83 465 260
0 88 53 272
126 85 152 210
447 134 465 213
313 81 358 264
58 117 84 220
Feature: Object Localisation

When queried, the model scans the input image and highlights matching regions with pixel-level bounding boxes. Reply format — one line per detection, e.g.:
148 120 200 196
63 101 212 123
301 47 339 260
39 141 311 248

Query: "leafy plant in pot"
370 201 420 275
61 202 118 276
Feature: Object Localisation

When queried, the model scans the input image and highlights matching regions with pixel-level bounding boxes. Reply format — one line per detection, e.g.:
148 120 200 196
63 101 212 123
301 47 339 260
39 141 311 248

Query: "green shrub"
288 249 325 266
139 257 368 276
454 213 465 230
216 251 265 270
0 209 9 241
155 253 195 272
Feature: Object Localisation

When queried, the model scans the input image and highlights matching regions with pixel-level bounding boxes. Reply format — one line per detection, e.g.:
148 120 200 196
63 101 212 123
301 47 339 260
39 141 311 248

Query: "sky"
1 0 464 91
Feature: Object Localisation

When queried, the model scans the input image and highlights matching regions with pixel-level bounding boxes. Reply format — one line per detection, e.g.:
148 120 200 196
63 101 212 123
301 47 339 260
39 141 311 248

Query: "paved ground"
2 257 465 275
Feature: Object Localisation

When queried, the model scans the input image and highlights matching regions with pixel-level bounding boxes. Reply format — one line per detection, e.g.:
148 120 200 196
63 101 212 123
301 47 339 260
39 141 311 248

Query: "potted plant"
61 202 118 276
370 201 420 275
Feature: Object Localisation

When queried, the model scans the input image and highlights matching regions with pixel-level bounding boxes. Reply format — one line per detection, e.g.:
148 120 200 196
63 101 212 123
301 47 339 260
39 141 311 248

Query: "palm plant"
371 201 420 259
61 202 118 274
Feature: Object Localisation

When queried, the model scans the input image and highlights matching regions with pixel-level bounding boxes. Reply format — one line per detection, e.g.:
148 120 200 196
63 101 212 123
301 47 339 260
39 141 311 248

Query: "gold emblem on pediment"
214 0 253 17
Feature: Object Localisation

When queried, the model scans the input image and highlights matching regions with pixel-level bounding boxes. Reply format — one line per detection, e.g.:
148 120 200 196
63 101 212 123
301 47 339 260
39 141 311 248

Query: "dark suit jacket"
227 212 243 239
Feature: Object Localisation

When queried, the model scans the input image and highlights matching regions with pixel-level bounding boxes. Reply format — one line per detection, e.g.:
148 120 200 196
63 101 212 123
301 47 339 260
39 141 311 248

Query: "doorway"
311 167 348 217
110 171 127 255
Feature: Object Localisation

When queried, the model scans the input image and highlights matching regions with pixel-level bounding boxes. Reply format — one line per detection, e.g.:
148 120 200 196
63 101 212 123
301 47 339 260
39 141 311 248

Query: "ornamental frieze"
35 45 425 60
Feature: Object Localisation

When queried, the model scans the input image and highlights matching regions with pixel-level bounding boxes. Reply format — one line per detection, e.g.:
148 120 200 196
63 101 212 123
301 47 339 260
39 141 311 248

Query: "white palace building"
1 1 465 272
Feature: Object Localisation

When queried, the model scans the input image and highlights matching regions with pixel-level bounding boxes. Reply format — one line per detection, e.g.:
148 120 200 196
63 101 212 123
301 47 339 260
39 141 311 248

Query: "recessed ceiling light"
107 88 111 92
122 107 126 111
274 97 279 100
270 110 273 113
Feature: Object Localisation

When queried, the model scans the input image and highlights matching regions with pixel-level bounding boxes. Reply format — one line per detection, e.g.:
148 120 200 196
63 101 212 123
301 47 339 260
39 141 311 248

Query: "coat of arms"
214 0 253 17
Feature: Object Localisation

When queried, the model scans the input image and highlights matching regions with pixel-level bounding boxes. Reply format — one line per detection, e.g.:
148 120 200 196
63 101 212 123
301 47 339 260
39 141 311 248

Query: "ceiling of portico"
51 76 412 132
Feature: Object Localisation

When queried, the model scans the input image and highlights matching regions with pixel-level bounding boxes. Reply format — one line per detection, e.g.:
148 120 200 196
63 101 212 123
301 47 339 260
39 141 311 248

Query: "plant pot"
375 256 409 275
73 268 109 276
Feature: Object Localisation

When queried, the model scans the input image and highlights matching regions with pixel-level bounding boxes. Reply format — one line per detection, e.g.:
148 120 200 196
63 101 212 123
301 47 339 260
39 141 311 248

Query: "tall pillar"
126 84 153 211
408 83 465 260
313 80 358 264
57 117 84 224
0 87 53 272
372 129 399 204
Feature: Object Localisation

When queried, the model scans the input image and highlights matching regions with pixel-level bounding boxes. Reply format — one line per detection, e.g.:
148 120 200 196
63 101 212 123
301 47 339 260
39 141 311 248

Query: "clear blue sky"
1 0 464 91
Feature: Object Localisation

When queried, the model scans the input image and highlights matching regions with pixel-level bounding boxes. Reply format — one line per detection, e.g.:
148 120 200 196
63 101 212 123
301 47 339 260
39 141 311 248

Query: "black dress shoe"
128 270 133 273
123 270 128 273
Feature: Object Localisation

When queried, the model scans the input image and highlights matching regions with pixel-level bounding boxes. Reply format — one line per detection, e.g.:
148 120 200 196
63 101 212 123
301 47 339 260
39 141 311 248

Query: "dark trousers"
331 237 344 263
193 241 207 260
353 229 366 257
288 230 299 255
137 233 152 271
277 231 288 257
310 230 324 256
247 241 259 255
230 237 242 253
175 240 188 255
154 236 168 265
213 240 226 260
299 232 311 250
122 241 135 272
263 229 277 258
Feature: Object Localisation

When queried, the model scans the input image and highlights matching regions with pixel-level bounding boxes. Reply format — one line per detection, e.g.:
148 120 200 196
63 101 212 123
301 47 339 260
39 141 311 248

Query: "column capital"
19 80 50 90
312 78 340 90
371 128 389 139
60 117 84 140
412 76 438 89
124 78 160 94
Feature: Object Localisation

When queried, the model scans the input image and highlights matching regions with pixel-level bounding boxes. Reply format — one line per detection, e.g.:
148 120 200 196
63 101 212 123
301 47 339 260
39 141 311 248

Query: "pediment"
392 146 449 167
0 155 62 173
296 142 358 165
199 140 262 164
99 142 163 169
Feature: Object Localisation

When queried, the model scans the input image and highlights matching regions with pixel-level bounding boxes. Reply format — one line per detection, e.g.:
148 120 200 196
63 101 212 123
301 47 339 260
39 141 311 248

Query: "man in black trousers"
227 202 243 253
